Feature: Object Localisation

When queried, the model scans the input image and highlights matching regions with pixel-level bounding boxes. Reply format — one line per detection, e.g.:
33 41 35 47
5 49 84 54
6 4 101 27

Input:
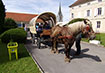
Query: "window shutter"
90 9 92 16
70 13 71 18
78 12 81 18
84 11 86 17
102 7 104 15
94 8 97 16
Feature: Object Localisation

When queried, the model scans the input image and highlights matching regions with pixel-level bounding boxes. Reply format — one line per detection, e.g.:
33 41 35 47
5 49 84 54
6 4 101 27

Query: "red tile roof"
6 12 38 22
69 0 94 7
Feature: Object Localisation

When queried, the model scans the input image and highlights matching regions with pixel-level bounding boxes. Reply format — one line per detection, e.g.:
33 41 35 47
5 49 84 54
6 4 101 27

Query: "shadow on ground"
26 39 102 62
59 48 102 62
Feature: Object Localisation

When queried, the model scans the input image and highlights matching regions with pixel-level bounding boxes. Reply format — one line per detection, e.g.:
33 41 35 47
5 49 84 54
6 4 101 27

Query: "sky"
2 0 76 22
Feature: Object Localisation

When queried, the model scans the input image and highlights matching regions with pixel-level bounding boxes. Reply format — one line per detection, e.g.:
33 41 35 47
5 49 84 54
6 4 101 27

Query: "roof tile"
6 12 38 22
69 0 94 7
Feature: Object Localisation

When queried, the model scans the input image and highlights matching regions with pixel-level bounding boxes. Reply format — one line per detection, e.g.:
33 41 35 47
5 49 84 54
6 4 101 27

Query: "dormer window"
98 0 102 2
71 13 74 18
72 7 74 9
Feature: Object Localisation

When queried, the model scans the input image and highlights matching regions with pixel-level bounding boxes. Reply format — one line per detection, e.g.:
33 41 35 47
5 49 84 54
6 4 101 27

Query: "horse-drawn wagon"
28 14 96 62
28 12 56 48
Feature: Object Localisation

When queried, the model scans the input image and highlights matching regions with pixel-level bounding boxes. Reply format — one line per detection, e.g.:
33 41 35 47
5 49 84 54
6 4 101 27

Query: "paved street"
25 35 105 73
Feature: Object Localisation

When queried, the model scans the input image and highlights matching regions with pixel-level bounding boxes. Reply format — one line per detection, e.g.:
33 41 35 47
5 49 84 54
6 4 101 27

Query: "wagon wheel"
31 35 35 44
37 37 41 49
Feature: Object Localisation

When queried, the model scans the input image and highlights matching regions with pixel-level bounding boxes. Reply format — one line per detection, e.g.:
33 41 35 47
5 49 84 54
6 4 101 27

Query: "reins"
57 26 75 40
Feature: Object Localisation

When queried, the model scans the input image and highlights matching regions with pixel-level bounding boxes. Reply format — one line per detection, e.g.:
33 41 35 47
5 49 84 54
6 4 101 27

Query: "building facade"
6 12 38 28
69 0 105 33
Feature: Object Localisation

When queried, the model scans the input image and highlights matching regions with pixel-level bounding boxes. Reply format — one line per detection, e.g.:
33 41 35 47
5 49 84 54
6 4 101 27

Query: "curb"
25 45 45 73
81 41 105 48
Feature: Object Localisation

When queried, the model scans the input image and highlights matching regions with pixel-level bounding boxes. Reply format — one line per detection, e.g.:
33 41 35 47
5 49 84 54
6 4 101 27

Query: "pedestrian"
75 32 83 55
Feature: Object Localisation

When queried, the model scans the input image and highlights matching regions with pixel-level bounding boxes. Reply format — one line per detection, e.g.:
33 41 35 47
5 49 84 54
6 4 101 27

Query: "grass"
0 40 41 73
82 33 105 47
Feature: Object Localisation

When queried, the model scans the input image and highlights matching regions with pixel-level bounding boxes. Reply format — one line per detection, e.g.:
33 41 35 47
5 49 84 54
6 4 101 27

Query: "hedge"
0 28 27 43
3 18 18 32
0 0 5 34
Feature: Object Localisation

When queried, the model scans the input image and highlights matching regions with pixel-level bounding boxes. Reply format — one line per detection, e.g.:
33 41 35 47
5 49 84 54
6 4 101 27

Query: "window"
98 0 102 2
98 8 102 15
97 21 101 28
87 10 90 16
79 5 81 7
71 13 74 18
87 2 90 5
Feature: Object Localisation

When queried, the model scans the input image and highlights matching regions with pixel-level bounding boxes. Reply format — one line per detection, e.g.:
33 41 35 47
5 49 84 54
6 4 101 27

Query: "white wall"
70 0 105 33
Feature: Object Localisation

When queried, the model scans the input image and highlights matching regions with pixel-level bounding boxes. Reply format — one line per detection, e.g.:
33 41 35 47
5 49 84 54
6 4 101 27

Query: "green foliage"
97 33 105 46
82 38 89 42
0 40 41 73
18 27 24 30
66 18 85 25
0 28 27 43
82 33 105 47
95 33 101 41
3 18 18 31
0 0 5 34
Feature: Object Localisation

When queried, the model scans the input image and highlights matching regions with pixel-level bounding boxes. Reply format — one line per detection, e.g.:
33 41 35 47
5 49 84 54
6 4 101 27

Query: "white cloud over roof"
3 0 75 22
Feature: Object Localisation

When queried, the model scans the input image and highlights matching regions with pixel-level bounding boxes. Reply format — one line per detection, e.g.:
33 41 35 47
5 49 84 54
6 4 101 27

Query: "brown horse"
50 19 95 62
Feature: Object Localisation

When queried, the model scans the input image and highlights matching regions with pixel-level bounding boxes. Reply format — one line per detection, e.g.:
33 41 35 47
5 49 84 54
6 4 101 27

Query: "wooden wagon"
28 12 56 48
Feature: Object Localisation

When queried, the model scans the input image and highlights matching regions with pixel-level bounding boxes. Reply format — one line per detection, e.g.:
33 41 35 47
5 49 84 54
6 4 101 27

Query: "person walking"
75 32 83 55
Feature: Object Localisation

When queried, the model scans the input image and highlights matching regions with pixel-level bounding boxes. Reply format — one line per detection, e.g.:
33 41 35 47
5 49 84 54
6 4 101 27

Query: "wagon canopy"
28 12 56 34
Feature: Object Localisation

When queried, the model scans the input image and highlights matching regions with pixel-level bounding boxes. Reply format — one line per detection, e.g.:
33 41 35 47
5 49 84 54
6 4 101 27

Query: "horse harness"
57 26 75 40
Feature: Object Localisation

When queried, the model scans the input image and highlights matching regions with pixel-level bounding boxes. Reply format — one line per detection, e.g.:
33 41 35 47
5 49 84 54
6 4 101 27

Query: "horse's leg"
53 38 59 54
51 38 55 53
64 41 70 62
51 38 57 53
55 42 59 54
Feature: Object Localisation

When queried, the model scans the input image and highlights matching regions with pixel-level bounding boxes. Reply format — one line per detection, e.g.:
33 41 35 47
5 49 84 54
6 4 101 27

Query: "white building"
69 0 105 33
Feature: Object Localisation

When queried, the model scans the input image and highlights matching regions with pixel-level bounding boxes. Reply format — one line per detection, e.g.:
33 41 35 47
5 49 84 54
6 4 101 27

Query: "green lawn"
0 40 41 73
82 33 105 47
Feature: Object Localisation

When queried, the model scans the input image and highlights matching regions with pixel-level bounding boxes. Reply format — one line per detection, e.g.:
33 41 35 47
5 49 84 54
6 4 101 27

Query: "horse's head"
50 25 62 38
82 19 96 40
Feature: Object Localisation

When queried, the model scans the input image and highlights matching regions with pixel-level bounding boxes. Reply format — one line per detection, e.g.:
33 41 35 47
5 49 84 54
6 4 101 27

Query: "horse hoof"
65 57 70 63
51 50 55 54
55 51 59 54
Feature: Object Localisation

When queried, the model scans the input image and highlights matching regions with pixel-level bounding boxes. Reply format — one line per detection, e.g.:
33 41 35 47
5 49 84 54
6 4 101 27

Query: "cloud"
3 0 76 21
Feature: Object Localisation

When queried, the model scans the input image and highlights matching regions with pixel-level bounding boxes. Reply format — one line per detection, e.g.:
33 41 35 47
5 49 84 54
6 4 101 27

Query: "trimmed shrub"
0 28 27 43
18 27 24 30
0 0 5 34
3 18 18 32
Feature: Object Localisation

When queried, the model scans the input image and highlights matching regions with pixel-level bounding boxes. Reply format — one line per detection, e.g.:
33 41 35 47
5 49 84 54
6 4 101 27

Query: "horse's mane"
67 19 92 33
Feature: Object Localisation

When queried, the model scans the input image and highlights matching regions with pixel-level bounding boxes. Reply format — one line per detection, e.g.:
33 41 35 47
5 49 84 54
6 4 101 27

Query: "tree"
0 0 5 34
3 18 18 31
